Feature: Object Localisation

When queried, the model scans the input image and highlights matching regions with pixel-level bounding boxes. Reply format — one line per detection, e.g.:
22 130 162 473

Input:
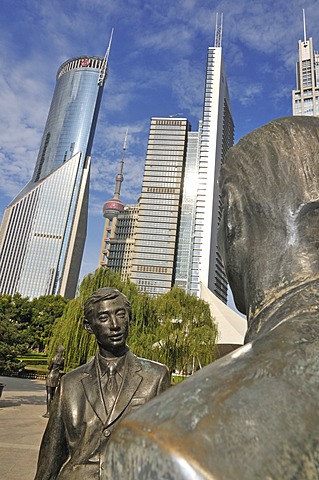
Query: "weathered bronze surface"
35 287 170 480
101 117 319 479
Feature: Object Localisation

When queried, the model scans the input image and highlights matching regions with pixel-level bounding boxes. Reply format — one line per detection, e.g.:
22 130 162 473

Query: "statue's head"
84 287 131 355
218 116 319 316
84 287 131 323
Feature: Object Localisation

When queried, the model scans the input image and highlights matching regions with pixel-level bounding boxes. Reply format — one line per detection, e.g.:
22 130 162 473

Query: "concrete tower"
99 132 128 268
292 9 319 116
192 13 234 303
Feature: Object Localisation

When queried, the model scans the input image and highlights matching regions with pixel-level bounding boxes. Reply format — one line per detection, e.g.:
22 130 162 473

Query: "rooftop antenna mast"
214 12 223 47
303 9 307 43
114 129 128 199
98 28 114 86
102 129 127 221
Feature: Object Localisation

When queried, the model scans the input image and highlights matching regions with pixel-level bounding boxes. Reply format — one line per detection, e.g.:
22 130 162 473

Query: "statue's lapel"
81 357 108 424
106 352 142 426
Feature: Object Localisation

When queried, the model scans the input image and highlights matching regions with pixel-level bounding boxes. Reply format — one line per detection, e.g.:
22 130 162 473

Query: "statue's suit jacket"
35 351 170 480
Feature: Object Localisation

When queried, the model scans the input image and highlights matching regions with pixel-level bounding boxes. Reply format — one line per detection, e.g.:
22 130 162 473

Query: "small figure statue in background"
43 345 64 418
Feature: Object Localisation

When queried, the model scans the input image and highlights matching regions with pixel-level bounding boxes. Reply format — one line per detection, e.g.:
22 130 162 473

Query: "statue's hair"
220 116 319 221
84 287 131 323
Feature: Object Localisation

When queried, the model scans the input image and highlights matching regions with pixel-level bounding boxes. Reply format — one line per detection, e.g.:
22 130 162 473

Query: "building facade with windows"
292 13 319 116
191 24 234 303
174 129 201 293
0 47 110 299
100 204 139 281
101 20 233 303
130 118 190 295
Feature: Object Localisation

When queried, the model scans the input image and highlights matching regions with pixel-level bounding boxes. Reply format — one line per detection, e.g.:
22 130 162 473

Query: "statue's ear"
84 319 94 335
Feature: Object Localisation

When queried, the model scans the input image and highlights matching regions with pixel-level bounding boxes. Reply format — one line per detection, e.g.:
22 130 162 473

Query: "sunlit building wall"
130 118 190 295
174 130 201 293
192 44 234 303
292 35 319 116
0 54 108 298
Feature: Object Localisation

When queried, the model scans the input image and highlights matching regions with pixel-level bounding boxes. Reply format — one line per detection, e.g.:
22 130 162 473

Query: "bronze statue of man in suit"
101 117 319 479
35 287 170 480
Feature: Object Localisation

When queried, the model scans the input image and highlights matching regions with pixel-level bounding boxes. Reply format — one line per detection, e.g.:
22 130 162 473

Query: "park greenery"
0 293 67 371
0 268 218 376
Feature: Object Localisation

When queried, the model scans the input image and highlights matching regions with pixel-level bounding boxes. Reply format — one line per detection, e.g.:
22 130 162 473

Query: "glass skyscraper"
174 129 201 293
130 118 190 295
0 51 110 299
102 19 233 303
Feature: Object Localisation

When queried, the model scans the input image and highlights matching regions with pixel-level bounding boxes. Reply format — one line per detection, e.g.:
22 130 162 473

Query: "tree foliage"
0 293 68 371
132 286 218 374
0 294 31 370
48 269 218 375
30 295 68 351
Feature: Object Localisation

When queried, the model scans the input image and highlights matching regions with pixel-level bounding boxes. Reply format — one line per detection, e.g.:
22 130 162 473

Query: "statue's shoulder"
60 357 95 384
130 352 169 375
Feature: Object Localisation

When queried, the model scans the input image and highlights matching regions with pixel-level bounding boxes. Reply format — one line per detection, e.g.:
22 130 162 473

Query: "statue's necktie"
107 362 117 392
103 362 118 417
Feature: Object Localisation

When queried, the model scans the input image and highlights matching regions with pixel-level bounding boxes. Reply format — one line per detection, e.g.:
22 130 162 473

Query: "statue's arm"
34 385 68 479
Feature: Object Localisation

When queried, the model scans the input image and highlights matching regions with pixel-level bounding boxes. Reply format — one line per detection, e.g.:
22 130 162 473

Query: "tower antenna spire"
98 28 114 86
214 12 223 47
303 9 307 43
102 129 127 220
114 129 128 199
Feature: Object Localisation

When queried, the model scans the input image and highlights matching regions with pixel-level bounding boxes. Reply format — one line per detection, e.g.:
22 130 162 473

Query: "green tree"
0 294 33 371
48 270 218 376
30 295 68 352
151 286 218 373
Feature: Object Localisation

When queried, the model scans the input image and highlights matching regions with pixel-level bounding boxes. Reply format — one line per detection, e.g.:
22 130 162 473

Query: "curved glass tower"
0 47 110 299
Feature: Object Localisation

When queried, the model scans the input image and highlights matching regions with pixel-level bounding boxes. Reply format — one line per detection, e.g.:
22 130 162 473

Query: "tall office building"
292 10 319 116
174 129 201 293
103 16 233 302
130 118 190 295
191 14 234 303
0 35 112 299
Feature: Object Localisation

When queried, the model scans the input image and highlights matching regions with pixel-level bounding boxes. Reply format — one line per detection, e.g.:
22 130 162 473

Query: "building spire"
102 130 127 220
98 28 114 86
303 8 307 43
214 12 223 47
114 129 128 200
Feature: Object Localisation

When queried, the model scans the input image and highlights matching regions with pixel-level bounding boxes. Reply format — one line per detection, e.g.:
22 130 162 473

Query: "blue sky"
0 0 318 301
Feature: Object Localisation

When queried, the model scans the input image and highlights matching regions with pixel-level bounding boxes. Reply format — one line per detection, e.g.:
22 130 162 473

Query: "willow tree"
151 286 218 374
49 270 218 374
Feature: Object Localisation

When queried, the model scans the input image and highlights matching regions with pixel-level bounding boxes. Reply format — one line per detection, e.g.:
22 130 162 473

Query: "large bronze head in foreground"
218 116 319 339
101 117 319 480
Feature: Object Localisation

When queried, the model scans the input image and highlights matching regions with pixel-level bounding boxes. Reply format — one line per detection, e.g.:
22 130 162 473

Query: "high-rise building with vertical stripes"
292 10 319 117
0 36 112 299
130 118 190 295
190 13 234 303
102 16 233 303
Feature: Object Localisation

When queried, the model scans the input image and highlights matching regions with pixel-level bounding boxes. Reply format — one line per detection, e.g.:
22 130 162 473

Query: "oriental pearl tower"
99 131 127 266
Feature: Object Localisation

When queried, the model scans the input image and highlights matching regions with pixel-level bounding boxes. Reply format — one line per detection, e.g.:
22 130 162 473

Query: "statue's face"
87 297 129 353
